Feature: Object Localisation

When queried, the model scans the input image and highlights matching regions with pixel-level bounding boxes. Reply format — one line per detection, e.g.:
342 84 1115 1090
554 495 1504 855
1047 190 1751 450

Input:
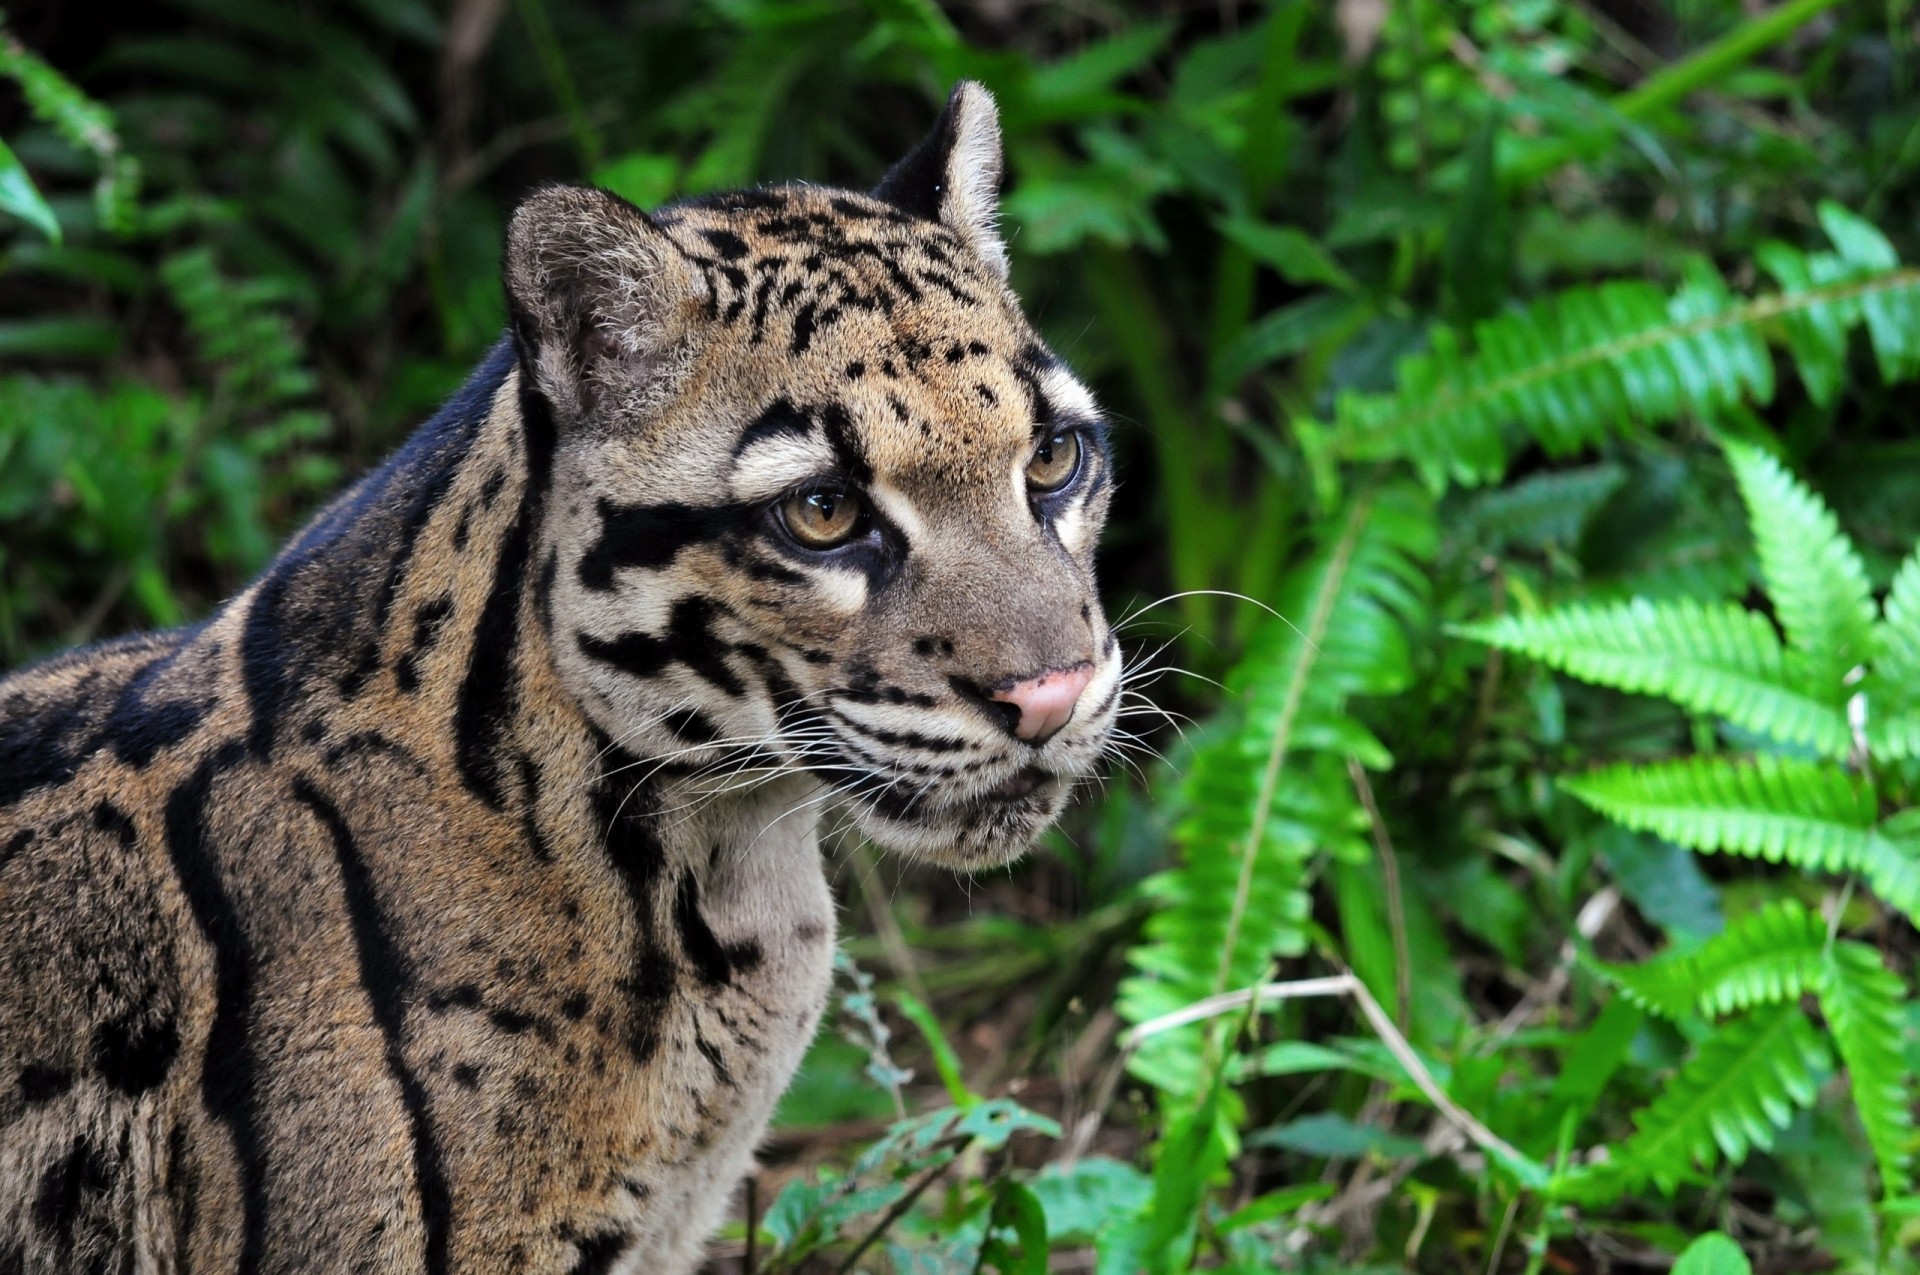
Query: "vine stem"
1121 972 1530 1172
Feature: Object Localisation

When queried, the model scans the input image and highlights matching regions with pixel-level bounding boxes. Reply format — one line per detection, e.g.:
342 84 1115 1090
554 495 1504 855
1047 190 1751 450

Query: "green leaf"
1219 218 1361 293
1248 1112 1427 1160
0 136 59 242
1456 598 1850 756
1027 1159 1152 1245
977 1181 1048 1275
896 990 977 1108
1561 755 1878 875
1821 942 1915 1194
1672 1232 1753 1275
1723 440 1876 694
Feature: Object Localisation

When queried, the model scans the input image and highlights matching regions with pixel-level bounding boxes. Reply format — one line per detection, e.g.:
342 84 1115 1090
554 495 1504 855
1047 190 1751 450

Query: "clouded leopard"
0 83 1118 1273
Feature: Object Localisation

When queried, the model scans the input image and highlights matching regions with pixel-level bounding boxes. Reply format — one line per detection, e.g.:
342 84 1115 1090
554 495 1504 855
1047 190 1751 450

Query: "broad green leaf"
1672 1232 1752 1275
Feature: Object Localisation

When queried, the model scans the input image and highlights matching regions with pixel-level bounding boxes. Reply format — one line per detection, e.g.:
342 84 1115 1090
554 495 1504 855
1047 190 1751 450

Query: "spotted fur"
0 82 1116 1273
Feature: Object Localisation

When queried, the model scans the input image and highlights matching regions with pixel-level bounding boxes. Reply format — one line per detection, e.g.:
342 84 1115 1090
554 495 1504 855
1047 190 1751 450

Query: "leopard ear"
503 184 709 423
872 81 1007 279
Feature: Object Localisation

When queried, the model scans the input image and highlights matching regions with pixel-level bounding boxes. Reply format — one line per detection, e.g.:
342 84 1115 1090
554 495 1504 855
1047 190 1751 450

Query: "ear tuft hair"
503 185 708 423
872 82 1007 279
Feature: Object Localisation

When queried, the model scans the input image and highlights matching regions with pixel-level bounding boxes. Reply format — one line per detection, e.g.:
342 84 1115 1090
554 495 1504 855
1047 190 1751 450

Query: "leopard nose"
990 663 1095 743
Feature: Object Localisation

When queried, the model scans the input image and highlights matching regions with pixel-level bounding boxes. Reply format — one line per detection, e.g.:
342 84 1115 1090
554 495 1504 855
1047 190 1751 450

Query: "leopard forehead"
614 186 1099 499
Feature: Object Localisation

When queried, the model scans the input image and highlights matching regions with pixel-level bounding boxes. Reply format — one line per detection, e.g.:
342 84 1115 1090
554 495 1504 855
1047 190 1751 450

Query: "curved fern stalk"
1456 599 1849 758
1722 440 1876 695
1820 942 1915 1194
1559 1004 1830 1199
1118 483 1435 1093
1596 898 1829 1020
1328 203 1920 488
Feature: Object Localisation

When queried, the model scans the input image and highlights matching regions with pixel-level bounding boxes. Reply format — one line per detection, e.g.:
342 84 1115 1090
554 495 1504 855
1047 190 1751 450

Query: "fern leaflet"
1594 1005 1829 1195
1597 899 1828 1019
1456 599 1848 757
1118 483 1434 1093
1560 755 1875 872
1329 203 1920 488
1869 550 1920 760
1722 440 1876 695
1821 942 1915 1194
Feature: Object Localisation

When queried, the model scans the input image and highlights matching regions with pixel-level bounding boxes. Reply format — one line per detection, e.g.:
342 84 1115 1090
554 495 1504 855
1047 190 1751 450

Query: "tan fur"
0 83 1114 1273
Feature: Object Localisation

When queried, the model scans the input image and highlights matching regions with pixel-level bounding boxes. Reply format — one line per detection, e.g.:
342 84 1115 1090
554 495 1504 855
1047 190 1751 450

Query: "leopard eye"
1025 429 1081 493
781 487 866 549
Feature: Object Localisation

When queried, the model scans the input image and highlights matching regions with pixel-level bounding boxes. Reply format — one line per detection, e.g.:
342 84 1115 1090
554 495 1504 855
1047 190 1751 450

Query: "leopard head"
505 83 1117 869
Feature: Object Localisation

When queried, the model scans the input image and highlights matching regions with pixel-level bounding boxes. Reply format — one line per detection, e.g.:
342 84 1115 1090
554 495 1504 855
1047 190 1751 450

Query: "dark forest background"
7 0 1920 1269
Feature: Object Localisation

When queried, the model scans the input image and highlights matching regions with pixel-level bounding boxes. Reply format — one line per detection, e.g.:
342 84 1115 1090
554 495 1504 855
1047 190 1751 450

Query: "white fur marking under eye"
865 479 927 546
813 569 867 613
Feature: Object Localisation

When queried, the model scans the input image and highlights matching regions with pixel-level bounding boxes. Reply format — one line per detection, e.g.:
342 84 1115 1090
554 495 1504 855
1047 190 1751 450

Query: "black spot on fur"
675 871 751 988
667 596 745 696
451 1063 482 1089
733 399 813 458
88 802 135 847
660 707 722 745
427 984 484 1012
568 1231 632 1275
702 228 749 259
90 1014 179 1096
18 1065 72 1104
294 777 453 1270
394 595 456 693
578 625 672 681
560 993 590 1021
1 828 32 869
576 497 748 591
161 741 266 1266
32 1135 112 1243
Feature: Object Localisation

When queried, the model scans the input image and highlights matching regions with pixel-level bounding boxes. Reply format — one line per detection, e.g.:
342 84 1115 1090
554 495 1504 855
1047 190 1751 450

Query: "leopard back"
0 83 1116 1274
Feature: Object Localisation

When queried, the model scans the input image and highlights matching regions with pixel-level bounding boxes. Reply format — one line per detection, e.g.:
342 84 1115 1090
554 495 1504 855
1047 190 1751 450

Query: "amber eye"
781 487 867 549
1025 430 1081 493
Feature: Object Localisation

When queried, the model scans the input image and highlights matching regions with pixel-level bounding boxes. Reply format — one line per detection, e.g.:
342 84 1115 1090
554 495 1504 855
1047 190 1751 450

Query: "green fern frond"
1722 441 1876 695
1561 755 1877 873
1868 551 1920 760
1331 204 1920 488
1821 941 1916 1194
1119 484 1435 1092
1598 899 1828 1019
1456 599 1848 757
1613 1004 1829 1193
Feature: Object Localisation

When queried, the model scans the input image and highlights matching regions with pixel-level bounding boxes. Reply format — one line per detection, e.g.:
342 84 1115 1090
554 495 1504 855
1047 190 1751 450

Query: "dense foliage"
6 0 1920 1268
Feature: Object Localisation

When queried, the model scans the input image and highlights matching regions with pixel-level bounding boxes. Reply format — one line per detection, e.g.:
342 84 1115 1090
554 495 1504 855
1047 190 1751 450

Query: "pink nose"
990 663 1095 743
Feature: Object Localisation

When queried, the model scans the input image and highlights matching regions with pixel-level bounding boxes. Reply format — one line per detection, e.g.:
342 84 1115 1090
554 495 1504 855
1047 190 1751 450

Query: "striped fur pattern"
0 83 1116 1273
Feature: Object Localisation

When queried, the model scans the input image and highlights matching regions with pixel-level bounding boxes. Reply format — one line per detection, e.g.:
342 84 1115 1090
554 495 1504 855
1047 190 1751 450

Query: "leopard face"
510 86 1117 868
